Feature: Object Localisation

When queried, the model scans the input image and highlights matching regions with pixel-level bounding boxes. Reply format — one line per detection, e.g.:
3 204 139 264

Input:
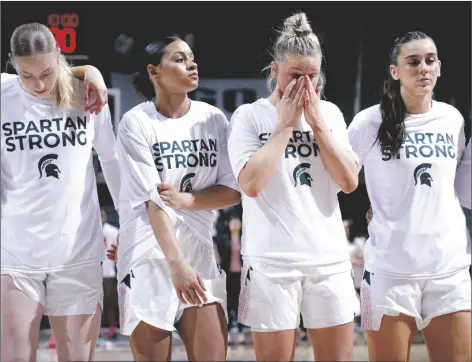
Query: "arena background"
1 1 471 361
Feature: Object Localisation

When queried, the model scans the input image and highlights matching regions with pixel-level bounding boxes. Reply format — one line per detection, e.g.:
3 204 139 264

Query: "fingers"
106 244 117 261
177 290 187 304
182 289 199 305
158 184 172 191
99 89 109 106
159 194 170 203
194 276 208 303
106 251 116 261
188 289 201 305
197 274 207 292
84 82 89 107
294 80 305 107
84 90 108 115
87 97 102 115
282 79 297 100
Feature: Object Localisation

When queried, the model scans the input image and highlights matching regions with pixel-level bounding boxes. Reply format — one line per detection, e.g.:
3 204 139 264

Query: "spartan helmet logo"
38 154 61 179
180 173 196 192
413 163 433 187
293 163 313 187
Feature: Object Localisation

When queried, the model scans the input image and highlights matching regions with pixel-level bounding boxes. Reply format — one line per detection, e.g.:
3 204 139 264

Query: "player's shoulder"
433 101 464 121
190 100 228 122
350 104 382 130
122 102 154 124
320 100 343 115
1 73 20 96
231 98 270 123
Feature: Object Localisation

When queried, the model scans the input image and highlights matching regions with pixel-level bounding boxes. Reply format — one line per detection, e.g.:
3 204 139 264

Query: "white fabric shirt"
1 73 120 271
116 100 239 281
348 101 469 278
227 98 353 274
102 223 119 278
456 140 471 210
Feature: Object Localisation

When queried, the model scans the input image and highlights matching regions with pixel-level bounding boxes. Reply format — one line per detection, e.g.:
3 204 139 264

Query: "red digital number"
48 13 79 28
50 28 77 53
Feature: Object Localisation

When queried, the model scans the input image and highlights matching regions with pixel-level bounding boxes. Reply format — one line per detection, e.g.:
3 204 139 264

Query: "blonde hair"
263 12 325 93
10 22 74 109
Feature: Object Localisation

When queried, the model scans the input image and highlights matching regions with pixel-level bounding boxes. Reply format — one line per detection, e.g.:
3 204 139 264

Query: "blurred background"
2 1 470 360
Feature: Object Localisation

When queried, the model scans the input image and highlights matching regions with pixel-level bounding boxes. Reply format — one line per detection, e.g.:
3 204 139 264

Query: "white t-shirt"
456 140 471 210
1 73 120 271
116 100 239 281
102 222 119 278
348 101 469 278
227 98 353 274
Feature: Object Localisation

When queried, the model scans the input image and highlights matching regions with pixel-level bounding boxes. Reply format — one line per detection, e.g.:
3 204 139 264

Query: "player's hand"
274 78 305 133
106 234 119 261
169 259 208 305
303 75 324 129
158 184 194 210
83 65 108 114
106 244 118 261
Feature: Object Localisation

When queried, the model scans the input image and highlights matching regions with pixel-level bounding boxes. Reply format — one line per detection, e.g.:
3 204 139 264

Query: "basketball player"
115 37 240 361
1 23 120 362
227 12 360 361
348 31 471 362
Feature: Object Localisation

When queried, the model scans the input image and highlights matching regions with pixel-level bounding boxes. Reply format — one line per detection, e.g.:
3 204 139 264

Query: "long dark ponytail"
377 31 434 158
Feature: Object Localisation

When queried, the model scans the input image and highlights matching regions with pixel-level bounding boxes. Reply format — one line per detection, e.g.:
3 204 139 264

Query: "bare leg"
252 330 297 361
103 278 118 331
422 311 471 362
48 304 102 362
129 321 172 362
307 322 354 361
177 302 228 361
0 275 43 362
366 314 417 361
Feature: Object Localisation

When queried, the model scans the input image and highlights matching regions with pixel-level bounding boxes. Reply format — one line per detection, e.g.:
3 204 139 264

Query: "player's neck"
154 93 190 119
400 88 433 115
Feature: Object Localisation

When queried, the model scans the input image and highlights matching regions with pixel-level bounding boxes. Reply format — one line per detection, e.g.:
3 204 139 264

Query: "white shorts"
360 267 472 331
118 228 227 336
238 265 359 331
1 263 103 316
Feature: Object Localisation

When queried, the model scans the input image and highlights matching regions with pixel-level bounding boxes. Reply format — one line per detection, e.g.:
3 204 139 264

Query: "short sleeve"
227 105 262 181
347 108 379 170
325 102 359 164
214 111 240 191
457 122 467 167
117 113 175 222
1 73 18 85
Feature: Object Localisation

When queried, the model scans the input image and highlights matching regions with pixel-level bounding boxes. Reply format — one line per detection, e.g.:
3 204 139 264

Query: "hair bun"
283 12 312 37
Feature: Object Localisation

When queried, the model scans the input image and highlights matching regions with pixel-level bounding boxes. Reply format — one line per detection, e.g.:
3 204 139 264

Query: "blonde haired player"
1 23 120 362
227 12 359 362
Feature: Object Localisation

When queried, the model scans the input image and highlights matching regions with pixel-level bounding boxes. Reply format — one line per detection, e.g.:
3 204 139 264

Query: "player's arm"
92 106 120 210
178 112 241 210
70 65 108 114
227 105 292 198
